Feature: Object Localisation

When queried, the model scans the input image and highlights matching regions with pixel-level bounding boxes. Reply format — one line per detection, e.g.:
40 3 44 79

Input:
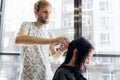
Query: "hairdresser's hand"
50 36 65 44
59 38 70 52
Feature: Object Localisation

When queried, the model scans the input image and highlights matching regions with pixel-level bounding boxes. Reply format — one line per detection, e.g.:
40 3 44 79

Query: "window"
0 0 37 53
63 19 73 28
0 0 74 53
100 17 109 29
1 0 120 80
63 20 67 27
82 15 92 27
100 33 110 45
99 1 108 11
99 1 111 12
82 0 92 10
100 57 111 64
101 72 114 80
63 5 67 13
0 0 74 80
82 0 120 80
0 55 20 80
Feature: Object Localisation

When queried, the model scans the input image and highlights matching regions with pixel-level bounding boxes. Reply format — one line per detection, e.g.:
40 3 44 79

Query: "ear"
34 10 38 16
34 10 39 18
73 48 78 55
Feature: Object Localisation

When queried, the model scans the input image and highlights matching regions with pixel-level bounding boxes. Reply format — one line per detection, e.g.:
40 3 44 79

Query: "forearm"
49 44 63 57
49 44 56 56
51 50 62 58
15 35 51 45
50 40 69 60
50 49 63 60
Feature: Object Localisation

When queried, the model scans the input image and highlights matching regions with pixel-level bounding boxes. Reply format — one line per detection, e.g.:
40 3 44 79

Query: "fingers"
59 37 70 52
51 36 70 46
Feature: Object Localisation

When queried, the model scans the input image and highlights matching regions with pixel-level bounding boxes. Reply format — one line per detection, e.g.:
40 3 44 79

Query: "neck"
66 56 76 67
65 63 75 67
35 21 45 28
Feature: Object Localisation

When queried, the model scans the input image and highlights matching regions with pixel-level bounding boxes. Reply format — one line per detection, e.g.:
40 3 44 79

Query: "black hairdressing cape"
52 64 87 80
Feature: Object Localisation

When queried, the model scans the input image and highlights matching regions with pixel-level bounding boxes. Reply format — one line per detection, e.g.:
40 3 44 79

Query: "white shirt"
19 22 54 80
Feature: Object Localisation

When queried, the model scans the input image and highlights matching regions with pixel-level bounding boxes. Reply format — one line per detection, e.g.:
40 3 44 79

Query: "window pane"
1 0 37 53
0 0 74 53
0 55 20 80
82 0 120 80
0 0 74 80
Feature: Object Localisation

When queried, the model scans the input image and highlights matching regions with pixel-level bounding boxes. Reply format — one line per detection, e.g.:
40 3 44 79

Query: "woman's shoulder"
55 66 67 73
55 64 74 74
53 65 76 80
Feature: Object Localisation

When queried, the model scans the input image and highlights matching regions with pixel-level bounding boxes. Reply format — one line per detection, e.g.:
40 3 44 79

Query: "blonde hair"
34 0 51 12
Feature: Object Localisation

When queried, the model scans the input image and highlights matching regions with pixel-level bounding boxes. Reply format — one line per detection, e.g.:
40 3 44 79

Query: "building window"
82 15 92 27
82 0 92 10
100 17 109 29
63 20 67 27
68 19 73 27
100 57 111 64
63 5 67 13
101 72 114 80
99 1 108 11
99 1 110 11
100 33 110 45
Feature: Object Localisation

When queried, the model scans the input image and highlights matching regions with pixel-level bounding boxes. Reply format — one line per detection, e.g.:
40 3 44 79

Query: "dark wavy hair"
63 37 94 71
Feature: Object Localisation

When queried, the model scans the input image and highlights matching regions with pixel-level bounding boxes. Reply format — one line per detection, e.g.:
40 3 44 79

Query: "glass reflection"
0 55 20 80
